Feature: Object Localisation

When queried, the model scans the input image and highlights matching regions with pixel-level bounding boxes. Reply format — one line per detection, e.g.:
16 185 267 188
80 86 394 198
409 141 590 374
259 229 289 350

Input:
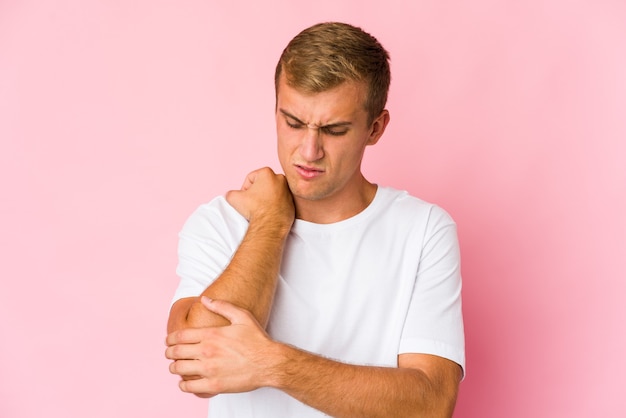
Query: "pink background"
1 1 625 417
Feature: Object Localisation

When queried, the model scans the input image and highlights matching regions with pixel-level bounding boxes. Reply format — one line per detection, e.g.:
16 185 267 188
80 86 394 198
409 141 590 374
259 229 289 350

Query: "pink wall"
1 1 624 417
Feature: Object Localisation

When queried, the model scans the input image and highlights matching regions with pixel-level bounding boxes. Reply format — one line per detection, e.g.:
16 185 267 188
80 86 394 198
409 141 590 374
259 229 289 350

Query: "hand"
165 297 280 397
226 167 294 229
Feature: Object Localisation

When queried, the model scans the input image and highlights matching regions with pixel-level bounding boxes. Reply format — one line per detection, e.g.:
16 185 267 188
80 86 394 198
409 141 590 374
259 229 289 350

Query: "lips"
295 164 325 179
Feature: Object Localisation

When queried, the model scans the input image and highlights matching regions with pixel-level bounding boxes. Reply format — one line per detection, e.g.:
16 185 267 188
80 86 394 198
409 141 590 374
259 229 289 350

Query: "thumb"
200 296 253 325
240 169 259 191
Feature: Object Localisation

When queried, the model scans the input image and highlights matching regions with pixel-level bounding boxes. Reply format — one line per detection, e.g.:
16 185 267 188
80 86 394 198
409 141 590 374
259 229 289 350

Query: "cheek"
276 132 287 154
277 129 299 153
332 146 367 174
276 132 295 168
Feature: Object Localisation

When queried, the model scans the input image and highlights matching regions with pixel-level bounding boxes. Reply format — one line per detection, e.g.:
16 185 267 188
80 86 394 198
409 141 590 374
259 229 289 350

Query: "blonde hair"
275 22 391 124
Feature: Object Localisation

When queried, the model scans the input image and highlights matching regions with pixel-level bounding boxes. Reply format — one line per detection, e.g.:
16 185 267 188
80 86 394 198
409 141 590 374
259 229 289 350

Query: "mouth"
294 164 325 179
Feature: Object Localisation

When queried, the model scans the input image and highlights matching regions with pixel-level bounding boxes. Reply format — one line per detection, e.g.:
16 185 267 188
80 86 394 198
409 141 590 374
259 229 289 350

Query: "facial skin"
275 74 390 223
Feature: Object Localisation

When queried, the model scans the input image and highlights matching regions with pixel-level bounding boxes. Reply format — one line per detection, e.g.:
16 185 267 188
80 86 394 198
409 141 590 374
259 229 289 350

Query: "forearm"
268 344 458 418
168 216 289 332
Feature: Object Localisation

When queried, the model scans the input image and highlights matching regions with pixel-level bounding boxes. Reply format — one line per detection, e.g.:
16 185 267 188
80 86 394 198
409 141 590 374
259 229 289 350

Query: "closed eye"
279 109 350 136
321 126 348 136
286 121 348 136
286 119 305 129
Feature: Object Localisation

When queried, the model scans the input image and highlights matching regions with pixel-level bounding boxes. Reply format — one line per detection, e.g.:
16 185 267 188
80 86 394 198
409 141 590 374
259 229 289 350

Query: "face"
276 75 389 213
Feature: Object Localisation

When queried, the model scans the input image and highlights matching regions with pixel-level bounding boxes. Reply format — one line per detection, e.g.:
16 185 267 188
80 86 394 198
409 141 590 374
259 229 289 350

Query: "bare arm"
167 298 462 417
167 167 294 333
272 343 461 418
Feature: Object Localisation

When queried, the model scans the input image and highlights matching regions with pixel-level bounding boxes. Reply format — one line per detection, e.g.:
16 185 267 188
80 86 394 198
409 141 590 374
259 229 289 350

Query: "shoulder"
375 187 456 229
180 195 248 241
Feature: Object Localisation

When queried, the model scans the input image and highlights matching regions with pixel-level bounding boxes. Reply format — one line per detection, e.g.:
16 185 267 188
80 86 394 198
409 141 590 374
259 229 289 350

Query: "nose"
299 125 324 162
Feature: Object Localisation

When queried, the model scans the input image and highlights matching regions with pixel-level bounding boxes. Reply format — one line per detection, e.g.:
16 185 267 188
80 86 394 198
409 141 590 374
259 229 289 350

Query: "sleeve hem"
399 338 466 379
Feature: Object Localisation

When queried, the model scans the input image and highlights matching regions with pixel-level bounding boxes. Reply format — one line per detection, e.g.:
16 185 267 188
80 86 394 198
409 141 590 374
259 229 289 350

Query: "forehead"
277 74 368 124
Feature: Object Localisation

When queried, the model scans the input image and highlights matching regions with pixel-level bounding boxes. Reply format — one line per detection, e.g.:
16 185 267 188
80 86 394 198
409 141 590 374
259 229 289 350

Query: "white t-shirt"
173 186 465 417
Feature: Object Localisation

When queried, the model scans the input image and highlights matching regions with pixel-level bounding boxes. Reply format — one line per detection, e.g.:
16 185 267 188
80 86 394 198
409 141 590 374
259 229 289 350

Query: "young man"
166 22 465 418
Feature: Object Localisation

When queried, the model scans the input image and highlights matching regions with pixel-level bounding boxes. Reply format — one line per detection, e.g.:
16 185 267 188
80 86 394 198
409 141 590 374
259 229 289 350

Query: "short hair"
275 22 391 124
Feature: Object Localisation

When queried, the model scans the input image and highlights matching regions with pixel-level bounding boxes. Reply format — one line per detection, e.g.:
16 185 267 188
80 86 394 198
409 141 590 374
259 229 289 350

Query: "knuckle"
171 345 182 358
200 344 215 359
173 329 184 341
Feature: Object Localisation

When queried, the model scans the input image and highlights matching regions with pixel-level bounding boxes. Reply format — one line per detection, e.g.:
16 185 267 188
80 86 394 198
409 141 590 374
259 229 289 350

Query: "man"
166 22 465 418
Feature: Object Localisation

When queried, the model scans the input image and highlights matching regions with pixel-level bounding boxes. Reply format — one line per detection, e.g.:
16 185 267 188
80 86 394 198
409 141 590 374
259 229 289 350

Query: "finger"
224 188 251 221
166 328 204 346
169 359 202 376
201 297 254 326
247 167 278 187
179 376 219 396
241 167 265 190
194 393 215 399
225 188 241 206
240 172 255 190
165 342 202 360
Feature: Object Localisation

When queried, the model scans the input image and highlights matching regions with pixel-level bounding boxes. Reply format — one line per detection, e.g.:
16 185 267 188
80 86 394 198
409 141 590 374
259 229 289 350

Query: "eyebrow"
278 109 352 129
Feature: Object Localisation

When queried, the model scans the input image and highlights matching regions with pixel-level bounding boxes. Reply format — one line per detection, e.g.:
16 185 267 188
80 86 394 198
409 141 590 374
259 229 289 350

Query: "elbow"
430 382 459 418
409 369 460 418
437 394 459 418
186 300 230 328
167 298 230 334
410 396 457 418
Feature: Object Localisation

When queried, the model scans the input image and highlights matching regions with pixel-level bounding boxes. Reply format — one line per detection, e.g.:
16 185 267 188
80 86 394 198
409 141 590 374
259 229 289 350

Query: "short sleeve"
171 196 248 305
399 206 465 375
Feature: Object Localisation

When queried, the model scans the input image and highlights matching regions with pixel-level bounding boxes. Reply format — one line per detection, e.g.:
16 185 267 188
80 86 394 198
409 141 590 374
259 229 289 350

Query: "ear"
366 109 390 146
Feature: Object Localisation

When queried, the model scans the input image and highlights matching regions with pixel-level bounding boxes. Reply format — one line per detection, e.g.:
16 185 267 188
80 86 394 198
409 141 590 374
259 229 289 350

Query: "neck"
294 182 377 224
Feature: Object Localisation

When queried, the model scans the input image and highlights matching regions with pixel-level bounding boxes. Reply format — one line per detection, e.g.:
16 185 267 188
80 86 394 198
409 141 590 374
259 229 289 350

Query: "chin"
287 177 335 202
290 187 328 202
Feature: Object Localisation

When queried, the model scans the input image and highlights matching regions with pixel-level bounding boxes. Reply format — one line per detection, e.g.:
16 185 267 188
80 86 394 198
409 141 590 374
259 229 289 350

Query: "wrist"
262 341 295 390
248 213 293 239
